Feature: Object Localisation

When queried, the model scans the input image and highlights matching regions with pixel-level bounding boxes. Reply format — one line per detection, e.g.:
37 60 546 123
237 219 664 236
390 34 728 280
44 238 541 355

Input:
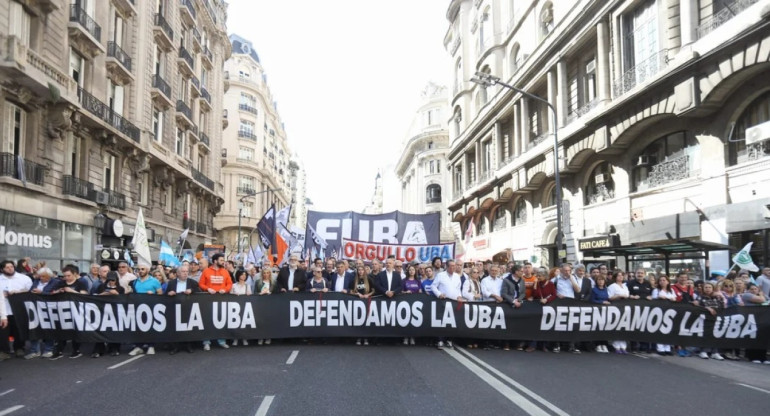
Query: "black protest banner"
9 293 770 348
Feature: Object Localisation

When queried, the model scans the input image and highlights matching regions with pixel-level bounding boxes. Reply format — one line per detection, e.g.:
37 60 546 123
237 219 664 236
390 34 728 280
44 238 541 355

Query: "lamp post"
237 188 279 261
470 71 564 264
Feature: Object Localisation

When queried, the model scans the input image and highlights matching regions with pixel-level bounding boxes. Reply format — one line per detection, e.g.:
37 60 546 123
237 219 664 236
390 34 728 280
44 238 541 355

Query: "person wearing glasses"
307 266 330 292
116 261 136 293
329 261 353 293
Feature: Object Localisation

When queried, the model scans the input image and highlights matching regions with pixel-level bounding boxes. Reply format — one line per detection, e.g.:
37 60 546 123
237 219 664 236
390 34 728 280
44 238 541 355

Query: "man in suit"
329 260 354 293
275 254 305 293
374 258 402 297
165 264 199 354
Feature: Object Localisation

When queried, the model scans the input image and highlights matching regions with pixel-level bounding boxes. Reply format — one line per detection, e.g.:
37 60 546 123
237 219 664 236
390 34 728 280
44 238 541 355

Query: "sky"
225 0 451 212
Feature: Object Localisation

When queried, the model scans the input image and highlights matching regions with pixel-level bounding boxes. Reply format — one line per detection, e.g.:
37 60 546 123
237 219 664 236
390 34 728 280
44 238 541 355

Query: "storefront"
0 208 94 273
725 198 770 273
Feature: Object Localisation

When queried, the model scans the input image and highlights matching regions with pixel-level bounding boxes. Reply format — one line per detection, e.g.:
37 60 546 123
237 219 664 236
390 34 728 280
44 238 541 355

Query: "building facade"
288 156 307 231
396 82 454 242
362 172 384 214
0 0 229 271
215 34 292 256
446 0 770 272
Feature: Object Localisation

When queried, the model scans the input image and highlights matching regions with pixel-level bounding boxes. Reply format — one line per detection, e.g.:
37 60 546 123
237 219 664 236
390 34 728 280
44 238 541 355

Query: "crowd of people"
0 254 769 364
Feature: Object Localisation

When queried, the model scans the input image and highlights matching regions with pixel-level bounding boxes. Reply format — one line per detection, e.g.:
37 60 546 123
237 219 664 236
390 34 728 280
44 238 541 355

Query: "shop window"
729 91 770 165
632 131 699 192
426 184 441 204
585 162 615 205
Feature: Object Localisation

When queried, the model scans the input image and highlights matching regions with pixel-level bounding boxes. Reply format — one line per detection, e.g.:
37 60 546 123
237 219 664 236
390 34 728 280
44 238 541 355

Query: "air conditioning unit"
94 191 109 205
745 120 770 145
595 173 610 184
637 155 656 165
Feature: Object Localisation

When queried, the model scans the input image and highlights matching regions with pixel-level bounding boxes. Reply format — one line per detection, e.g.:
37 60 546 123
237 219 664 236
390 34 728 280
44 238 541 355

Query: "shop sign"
473 238 488 249
578 235 619 251
0 225 53 249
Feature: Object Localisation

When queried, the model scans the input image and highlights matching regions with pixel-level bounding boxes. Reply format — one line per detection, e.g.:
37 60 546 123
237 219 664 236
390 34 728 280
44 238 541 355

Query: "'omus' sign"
0 225 53 249
578 235 618 251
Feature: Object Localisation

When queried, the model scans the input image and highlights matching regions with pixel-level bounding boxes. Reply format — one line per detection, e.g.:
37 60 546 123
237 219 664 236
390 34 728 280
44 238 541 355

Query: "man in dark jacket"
275 254 305 293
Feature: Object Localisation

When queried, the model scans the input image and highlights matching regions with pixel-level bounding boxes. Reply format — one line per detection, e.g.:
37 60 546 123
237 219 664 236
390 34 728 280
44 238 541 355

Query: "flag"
256 205 276 251
732 242 759 272
247 244 265 265
159 240 181 267
131 208 152 267
464 217 474 243
124 249 134 268
16 155 26 187
177 228 189 246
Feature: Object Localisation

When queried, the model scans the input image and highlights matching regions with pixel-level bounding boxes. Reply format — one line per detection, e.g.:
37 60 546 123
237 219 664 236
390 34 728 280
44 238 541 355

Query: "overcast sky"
225 0 451 212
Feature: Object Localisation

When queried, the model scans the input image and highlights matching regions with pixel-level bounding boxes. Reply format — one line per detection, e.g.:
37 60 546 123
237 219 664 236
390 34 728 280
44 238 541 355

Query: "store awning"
582 239 733 258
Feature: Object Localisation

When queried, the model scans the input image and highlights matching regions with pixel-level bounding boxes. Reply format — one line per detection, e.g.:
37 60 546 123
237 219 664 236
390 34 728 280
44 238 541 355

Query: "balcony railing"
178 46 194 69
153 13 174 42
77 87 140 142
239 103 257 114
612 49 668 97
106 189 126 210
69 4 101 41
238 130 257 141
186 219 196 231
237 186 255 194
192 27 202 45
0 153 46 186
200 132 210 147
63 175 94 200
528 132 549 150
202 46 212 63
107 41 132 71
152 74 171 99
191 75 200 92
176 100 193 120
500 153 516 167
646 154 691 189
181 0 197 19
196 222 207 234
426 196 442 204
478 170 492 184
696 0 758 39
191 167 214 190
201 88 211 103
566 98 599 124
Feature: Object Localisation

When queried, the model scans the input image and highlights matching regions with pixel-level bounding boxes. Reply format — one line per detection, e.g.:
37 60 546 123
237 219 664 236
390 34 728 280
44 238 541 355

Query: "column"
520 98 530 151
679 0 697 47
596 18 611 102
474 141 481 182
556 60 567 128
493 122 502 170
513 102 521 156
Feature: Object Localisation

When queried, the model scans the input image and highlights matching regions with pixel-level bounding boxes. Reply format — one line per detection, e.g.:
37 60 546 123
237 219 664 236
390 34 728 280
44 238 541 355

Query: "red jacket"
672 283 694 302
535 280 557 303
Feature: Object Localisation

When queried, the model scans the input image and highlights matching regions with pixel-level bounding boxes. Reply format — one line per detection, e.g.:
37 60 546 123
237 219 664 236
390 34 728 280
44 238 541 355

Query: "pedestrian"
607 270 630 354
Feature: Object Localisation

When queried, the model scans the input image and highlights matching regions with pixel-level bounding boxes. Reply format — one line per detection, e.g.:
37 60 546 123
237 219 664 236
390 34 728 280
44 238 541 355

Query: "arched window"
510 43 520 74
478 65 490 106
454 58 463 94
426 184 441 204
632 131 699 192
478 8 490 52
453 106 463 137
513 198 527 225
729 91 770 165
493 205 509 231
479 215 490 235
544 184 557 207
540 2 554 39
585 162 615 205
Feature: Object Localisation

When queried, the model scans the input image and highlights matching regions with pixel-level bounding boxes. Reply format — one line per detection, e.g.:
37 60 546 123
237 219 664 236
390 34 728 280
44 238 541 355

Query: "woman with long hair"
651 275 676 355
353 265 374 346
254 268 274 345
607 270 630 354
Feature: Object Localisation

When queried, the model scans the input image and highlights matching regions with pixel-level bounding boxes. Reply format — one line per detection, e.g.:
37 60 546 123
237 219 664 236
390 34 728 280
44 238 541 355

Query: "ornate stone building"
446 0 770 272
0 0 230 270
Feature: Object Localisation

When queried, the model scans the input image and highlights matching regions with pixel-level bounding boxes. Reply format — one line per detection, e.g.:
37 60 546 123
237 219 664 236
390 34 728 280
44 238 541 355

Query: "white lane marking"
456 347 570 416
444 348 552 416
0 405 24 416
736 383 770 395
254 395 275 416
0 389 14 397
286 350 299 365
631 353 649 359
107 355 145 370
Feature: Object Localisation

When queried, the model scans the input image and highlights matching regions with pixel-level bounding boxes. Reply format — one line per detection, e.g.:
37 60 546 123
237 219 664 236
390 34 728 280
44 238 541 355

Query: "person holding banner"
374 258 402 298
401 264 422 346
275 254 305 293
329 261 353 294
353 265 374 347
91 272 124 357
49 265 89 359
534 268 558 352
199 253 233 351
589 274 611 354
307 267 330 293
607 270 630 354
432 260 463 349
652 275 676 355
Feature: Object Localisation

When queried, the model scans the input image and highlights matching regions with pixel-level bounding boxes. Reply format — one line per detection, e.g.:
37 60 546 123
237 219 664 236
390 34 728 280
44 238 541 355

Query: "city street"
0 342 767 416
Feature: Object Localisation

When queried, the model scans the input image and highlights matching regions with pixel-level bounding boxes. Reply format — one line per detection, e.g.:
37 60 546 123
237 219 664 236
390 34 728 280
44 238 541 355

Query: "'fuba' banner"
340 238 455 263
9 293 770 349
304 210 440 259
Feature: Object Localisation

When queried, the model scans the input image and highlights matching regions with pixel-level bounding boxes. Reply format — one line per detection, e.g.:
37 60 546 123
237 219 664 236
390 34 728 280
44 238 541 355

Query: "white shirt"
462 278 482 301
175 279 188 293
385 269 394 291
480 276 503 301
652 288 676 301
0 272 32 315
608 282 629 299
287 267 296 290
432 271 463 300
334 274 346 292
552 275 576 298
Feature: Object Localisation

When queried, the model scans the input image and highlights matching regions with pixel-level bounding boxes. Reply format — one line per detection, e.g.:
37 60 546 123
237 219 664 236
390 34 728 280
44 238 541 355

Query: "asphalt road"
0 342 767 416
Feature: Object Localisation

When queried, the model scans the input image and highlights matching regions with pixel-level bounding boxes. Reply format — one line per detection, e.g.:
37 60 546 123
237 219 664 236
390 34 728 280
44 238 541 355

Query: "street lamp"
237 188 280 261
470 71 564 264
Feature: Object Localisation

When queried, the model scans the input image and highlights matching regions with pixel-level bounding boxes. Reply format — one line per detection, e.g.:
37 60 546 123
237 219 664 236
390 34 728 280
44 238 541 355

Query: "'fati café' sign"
578 235 620 251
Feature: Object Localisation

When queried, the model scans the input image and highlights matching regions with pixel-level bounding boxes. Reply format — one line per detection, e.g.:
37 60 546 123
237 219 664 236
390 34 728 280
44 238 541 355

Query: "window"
585 162 615 205
453 107 462 137
199 111 206 133
426 184 441 203
201 68 208 87
67 133 81 178
478 8 490 52
540 2 554 38
238 146 254 161
137 172 149 205
178 77 189 102
427 141 434 149
239 120 255 134
103 153 117 191
621 0 660 87
510 43 520 74
69 48 84 87
9 1 31 46
108 82 124 115
482 140 492 174
239 175 255 192
454 59 462 93
3 102 25 156
454 164 463 192
152 107 163 142
240 92 256 106
164 185 173 215
730 91 770 165
198 153 205 170
513 199 527 225
632 131 699 192
493 205 509 231
176 128 186 156
153 46 163 75
113 13 124 46
242 201 253 218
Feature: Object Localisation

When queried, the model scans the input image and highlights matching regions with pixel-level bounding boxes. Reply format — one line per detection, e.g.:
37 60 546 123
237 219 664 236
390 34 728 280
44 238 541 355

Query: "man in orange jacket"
198 253 233 350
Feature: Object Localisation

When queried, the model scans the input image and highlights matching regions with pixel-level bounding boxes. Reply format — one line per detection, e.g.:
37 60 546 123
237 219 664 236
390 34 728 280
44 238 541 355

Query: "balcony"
641 154 694 191
528 133 549 150
200 88 212 111
77 87 140 143
696 0 758 39
201 45 213 68
106 189 126 210
180 0 197 26
191 167 215 190
237 186 255 194
152 13 174 51
222 109 229 128
238 130 257 141
199 132 210 150
177 46 195 76
612 49 668 98
68 5 104 58
0 35 79 105
112 0 136 18
175 100 194 129
223 71 230 92
63 175 94 201
0 153 46 186
239 103 258 115
105 41 133 85
191 27 202 52
151 74 173 109
566 99 599 125
186 219 196 232
196 222 207 234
